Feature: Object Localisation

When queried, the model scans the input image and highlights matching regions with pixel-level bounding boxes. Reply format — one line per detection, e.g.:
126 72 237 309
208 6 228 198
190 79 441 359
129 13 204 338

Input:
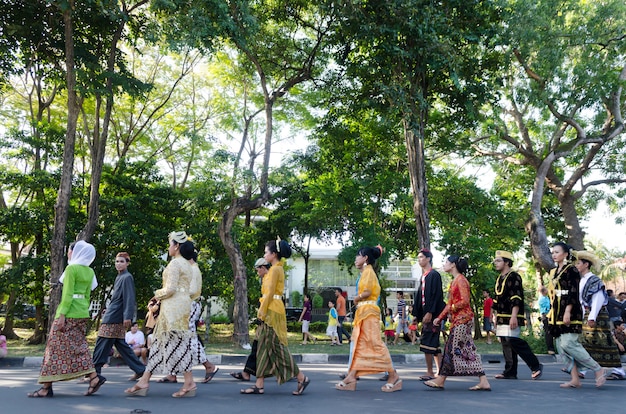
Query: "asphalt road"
1 360 623 414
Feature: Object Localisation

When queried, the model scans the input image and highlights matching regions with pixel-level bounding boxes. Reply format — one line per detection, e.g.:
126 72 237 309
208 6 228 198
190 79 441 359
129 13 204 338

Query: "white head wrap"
59 240 98 290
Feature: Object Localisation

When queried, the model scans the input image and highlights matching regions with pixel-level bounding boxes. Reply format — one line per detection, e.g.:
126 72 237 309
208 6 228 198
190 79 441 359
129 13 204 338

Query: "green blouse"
56 264 95 319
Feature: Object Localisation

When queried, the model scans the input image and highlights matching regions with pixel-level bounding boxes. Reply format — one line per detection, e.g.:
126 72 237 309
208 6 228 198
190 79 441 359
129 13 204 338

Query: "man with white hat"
575 250 625 380
492 250 543 380
229 258 271 381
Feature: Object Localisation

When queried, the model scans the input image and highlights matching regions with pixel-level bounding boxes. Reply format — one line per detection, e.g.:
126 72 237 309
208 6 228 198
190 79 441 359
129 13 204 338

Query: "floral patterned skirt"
38 318 95 383
440 321 485 377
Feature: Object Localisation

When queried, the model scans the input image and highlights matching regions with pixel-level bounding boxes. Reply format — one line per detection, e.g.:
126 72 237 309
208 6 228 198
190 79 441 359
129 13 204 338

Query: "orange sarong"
349 314 394 376
349 264 394 376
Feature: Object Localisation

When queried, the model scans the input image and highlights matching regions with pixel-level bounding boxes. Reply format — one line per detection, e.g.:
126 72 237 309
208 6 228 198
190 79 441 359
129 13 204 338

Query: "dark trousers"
92 336 146 375
541 315 555 352
337 316 351 343
501 336 541 377
243 339 258 376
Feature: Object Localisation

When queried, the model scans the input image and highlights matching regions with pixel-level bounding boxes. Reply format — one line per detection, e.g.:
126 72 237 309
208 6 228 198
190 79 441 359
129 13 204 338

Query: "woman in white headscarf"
28 240 104 398
125 231 201 398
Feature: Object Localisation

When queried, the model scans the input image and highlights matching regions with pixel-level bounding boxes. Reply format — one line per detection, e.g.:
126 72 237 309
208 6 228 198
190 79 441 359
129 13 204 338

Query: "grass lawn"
3 323 507 358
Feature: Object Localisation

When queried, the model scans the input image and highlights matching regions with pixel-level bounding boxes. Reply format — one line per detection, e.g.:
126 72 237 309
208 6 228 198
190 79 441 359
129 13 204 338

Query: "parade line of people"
25 235 626 398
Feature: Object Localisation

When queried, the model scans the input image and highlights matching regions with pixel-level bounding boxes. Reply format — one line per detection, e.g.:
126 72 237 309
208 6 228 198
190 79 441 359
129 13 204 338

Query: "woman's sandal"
230 372 250 381
423 380 445 390
335 380 356 391
172 386 197 398
157 377 177 383
85 374 106 396
240 386 264 394
381 379 403 393
125 385 149 396
27 386 53 398
202 367 219 383
292 376 310 396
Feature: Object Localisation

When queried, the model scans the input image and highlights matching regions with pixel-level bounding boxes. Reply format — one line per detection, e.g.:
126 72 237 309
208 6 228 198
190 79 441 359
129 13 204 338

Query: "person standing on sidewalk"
492 250 543 381
538 286 556 354
393 291 409 345
298 294 317 345
482 290 494 345
92 252 146 381
230 258 271 382
412 248 445 381
335 288 351 344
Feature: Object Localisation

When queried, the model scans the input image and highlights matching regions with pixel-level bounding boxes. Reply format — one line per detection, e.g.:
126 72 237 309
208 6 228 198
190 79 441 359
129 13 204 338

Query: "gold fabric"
349 264 394 376
352 265 381 327
257 261 288 345
153 256 194 338
190 262 202 301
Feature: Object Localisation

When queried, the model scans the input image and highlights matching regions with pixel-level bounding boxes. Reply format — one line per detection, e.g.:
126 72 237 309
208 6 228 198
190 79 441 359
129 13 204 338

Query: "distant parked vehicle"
285 307 303 322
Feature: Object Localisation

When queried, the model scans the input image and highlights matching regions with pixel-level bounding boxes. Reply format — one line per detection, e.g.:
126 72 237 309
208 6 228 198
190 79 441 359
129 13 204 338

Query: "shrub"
14 318 37 329
312 293 323 309
210 314 231 324
291 291 302 307
521 329 548 354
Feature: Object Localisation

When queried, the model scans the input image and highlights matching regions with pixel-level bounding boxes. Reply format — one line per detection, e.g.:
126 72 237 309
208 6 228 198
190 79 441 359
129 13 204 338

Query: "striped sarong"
581 307 622 368
255 322 299 384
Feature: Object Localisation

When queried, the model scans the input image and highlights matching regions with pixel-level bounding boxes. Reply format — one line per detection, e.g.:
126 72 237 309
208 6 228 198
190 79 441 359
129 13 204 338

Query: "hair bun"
279 240 292 259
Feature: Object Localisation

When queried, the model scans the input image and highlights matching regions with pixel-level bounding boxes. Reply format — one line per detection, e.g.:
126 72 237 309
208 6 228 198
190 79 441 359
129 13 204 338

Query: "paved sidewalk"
0 352 558 368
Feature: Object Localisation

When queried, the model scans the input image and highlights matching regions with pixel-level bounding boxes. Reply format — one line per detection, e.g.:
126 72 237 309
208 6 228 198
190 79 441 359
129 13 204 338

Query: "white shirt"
579 272 607 321
125 330 145 349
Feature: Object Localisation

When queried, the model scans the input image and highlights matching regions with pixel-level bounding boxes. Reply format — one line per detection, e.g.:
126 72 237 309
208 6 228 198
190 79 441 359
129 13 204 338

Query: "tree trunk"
403 118 431 250
559 193 585 249
28 234 47 344
219 207 250 346
49 1 80 328
1 291 19 340
526 155 556 272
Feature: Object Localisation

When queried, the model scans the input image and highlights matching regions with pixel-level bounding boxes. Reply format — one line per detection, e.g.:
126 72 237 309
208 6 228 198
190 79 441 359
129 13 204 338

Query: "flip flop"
559 382 581 388
494 374 517 379
423 380 444 390
419 375 435 381
468 385 491 391
532 364 543 380
202 367 219 383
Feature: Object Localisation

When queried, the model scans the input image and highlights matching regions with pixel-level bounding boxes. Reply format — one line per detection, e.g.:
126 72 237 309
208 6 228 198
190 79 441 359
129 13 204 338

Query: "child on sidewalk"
384 308 396 344
327 300 340 345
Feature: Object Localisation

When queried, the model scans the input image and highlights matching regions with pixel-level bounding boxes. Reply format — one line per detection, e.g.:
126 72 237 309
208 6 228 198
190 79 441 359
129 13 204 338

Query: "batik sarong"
440 321 485 377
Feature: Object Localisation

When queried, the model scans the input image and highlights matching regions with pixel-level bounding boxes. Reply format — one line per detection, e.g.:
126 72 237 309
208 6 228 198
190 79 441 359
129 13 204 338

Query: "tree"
473 0 626 270
331 0 503 249
153 0 339 346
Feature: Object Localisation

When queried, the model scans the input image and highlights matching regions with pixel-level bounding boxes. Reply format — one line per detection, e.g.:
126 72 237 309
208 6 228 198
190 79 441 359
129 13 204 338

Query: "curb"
0 353 558 368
